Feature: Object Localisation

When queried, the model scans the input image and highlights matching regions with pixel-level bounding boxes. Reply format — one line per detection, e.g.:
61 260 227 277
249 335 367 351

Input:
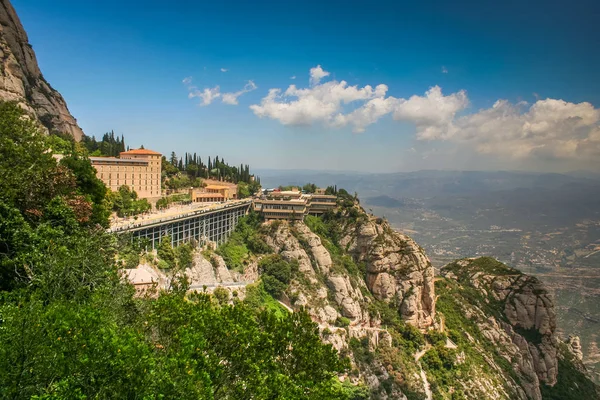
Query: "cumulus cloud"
222 80 258 105
290 76 296 80
250 65 600 165
392 86 469 140
309 65 330 86
250 76 390 129
188 86 221 106
220 68 228 72
450 98 600 160
182 76 193 85
441 66 448 74
250 67 469 133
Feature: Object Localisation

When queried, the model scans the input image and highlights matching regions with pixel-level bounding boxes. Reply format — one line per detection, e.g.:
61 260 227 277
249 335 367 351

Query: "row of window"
264 204 305 211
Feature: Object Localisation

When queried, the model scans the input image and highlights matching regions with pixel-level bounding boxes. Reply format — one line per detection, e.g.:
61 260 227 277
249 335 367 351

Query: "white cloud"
222 80 258 105
249 65 600 166
250 67 467 134
309 65 330 86
392 86 469 140
188 86 221 106
449 98 600 161
250 73 390 128
182 76 193 85
441 66 448 74
221 68 228 72
290 76 296 80
333 92 398 133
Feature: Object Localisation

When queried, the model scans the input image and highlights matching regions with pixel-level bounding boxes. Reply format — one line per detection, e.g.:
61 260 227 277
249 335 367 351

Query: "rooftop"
205 185 231 190
89 157 148 164
120 148 162 156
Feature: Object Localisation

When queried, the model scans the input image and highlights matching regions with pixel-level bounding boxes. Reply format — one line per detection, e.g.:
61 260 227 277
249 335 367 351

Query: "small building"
189 181 238 203
254 188 337 221
121 265 163 296
307 193 337 215
254 198 307 220
90 148 162 199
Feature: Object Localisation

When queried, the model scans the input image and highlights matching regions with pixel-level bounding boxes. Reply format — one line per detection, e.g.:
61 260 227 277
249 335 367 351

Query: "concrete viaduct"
108 199 252 249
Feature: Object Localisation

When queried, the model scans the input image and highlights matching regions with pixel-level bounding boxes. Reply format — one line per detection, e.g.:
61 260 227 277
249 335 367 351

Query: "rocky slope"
0 0 83 140
437 257 599 400
131 198 599 399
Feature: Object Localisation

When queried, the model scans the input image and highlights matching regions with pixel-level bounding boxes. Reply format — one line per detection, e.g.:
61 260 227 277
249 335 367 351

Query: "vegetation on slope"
434 262 600 400
0 101 351 399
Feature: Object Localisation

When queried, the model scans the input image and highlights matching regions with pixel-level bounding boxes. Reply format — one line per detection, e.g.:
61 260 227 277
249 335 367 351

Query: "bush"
213 287 230 305
258 255 297 298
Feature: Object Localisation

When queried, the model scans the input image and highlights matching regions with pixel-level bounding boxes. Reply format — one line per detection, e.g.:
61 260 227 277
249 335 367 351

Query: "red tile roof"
120 149 161 156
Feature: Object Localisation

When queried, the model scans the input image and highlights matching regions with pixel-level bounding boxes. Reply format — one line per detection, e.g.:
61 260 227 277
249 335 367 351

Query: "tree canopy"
0 101 351 399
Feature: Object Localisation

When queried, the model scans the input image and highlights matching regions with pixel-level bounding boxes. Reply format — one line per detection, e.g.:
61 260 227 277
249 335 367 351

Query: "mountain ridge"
0 0 84 140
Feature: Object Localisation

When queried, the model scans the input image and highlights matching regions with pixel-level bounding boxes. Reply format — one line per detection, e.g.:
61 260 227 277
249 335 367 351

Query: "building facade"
189 181 238 203
254 189 337 221
90 148 162 199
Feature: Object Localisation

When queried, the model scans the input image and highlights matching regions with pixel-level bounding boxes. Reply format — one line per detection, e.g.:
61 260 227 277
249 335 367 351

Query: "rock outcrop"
0 0 83 140
341 216 436 329
441 258 562 400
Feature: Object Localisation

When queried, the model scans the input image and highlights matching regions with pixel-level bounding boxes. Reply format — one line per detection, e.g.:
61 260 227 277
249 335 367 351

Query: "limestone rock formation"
0 0 84 140
441 258 562 400
341 216 436 329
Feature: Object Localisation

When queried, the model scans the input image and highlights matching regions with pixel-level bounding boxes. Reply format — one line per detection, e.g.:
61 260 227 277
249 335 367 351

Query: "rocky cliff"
133 198 599 399
437 257 599 400
0 0 83 140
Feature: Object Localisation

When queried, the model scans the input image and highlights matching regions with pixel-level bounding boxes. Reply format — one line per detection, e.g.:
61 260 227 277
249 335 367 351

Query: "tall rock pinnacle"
0 0 84 140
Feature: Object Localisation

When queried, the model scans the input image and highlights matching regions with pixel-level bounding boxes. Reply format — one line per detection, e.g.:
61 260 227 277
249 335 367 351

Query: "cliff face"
135 198 599 399
0 0 83 140
438 258 598 400
342 219 435 329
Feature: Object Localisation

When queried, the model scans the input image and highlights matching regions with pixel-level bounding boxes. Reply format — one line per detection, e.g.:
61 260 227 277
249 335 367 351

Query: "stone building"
189 180 238 203
90 148 162 199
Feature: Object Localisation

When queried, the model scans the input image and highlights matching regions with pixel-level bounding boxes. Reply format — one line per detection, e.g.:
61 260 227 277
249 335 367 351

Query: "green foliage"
258 254 297 298
238 181 251 198
349 337 374 364
157 235 176 268
243 282 288 320
212 286 230 305
46 132 75 154
426 330 448 347
174 242 195 270
0 101 74 219
443 257 522 280
216 211 271 271
0 290 349 399
540 344 600 400
302 183 317 193
81 130 125 157
0 100 351 399
155 193 191 209
336 380 370 400
108 185 151 217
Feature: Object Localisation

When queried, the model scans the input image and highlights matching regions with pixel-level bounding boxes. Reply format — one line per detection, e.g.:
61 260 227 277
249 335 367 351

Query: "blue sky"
12 0 600 172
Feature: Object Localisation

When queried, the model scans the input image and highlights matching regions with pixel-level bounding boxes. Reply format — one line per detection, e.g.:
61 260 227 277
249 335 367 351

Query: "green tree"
157 235 176 268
